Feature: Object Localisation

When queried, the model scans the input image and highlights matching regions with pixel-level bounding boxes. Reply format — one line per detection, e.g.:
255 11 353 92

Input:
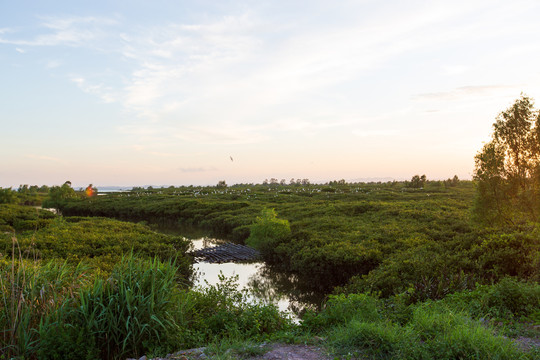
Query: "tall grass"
0 236 90 358
75 254 182 359
0 238 182 359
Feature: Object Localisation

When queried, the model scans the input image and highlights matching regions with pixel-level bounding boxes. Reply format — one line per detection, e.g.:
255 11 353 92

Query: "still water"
190 238 294 315
154 225 325 317
183 236 325 319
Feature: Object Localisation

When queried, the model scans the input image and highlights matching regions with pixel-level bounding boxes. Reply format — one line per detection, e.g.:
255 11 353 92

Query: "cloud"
442 65 469 75
70 76 118 103
26 154 67 164
413 85 517 101
173 124 268 145
178 166 217 173
15 47 25 53
0 16 118 47
46 60 61 68
352 129 398 137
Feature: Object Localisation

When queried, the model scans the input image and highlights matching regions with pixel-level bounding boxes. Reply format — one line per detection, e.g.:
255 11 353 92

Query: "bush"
246 209 291 259
443 277 540 321
328 320 410 359
185 273 290 345
411 306 523 360
302 293 381 332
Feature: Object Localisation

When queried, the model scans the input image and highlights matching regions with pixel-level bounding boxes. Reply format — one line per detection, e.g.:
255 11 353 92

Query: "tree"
408 174 427 188
473 94 540 225
0 187 17 204
42 181 77 210
217 180 227 188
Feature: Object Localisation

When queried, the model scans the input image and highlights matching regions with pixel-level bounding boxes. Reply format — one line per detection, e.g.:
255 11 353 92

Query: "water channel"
193 238 326 319
161 228 325 318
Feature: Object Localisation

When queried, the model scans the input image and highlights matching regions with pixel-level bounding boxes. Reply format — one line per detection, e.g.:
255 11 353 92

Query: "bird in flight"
230 156 234 162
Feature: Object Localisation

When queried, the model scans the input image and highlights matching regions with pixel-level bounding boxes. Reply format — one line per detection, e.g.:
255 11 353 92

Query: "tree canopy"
474 94 540 225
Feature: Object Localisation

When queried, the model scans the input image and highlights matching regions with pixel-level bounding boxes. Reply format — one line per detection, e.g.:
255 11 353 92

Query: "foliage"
0 212 192 280
407 174 427 188
474 94 540 225
0 252 291 359
0 245 92 359
42 181 78 210
442 277 540 321
72 254 182 359
246 208 291 259
0 188 18 205
55 181 482 294
183 273 291 346
0 204 56 233
302 288 537 359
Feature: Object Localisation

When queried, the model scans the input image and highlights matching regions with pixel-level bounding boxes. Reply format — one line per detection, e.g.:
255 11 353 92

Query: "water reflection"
191 238 325 317
247 265 326 315
157 228 326 317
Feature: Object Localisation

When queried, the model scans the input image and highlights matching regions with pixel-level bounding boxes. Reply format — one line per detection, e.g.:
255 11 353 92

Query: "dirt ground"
131 337 539 360
249 343 333 360
131 343 333 360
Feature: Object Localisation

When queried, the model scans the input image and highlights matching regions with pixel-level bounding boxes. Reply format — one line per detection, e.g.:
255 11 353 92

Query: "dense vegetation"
54 180 538 299
0 206 288 359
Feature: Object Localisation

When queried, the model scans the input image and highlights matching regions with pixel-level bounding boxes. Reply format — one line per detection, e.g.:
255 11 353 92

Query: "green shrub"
302 293 381 332
443 277 540 321
246 209 291 259
37 322 98 360
186 273 290 345
328 320 411 359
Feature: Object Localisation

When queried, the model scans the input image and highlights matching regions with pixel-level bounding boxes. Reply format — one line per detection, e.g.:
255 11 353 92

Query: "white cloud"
0 15 118 47
46 59 61 68
179 166 217 173
352 129 399 138
413 85 517 101
26 154 68 164
70 76 118 103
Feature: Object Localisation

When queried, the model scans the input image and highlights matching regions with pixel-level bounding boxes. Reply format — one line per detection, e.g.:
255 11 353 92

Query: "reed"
0 236 90 358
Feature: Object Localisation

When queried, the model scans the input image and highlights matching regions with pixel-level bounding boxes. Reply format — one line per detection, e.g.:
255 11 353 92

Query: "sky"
2 0 540 188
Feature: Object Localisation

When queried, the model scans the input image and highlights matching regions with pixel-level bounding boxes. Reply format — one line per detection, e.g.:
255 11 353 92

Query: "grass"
302 287 539 360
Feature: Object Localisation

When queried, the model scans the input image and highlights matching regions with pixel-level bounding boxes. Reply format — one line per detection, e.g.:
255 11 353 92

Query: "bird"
230 156 234 162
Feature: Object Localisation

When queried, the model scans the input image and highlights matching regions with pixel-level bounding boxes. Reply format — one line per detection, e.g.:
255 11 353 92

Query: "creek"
160 227 325 317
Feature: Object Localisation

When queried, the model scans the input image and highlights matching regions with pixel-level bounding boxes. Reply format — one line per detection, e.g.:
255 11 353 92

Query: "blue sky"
2 0 540 188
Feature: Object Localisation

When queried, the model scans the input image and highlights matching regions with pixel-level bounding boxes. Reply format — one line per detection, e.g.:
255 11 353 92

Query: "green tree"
43 181 77 210
0 187 18 204
474 94 540 225
408 174 427 188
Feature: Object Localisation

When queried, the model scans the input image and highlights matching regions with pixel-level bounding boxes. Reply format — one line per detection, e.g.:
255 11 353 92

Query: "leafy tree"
474 94 540 225
408 174 427 188
42 181 77 210
0 187 18 204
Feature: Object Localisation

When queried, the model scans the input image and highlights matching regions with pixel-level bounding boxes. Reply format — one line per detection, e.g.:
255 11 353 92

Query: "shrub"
246 209 291 259
302 293 381 332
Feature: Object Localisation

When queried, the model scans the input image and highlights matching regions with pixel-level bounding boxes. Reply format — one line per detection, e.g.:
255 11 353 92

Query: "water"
190 238 293 315
156 226 325 317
